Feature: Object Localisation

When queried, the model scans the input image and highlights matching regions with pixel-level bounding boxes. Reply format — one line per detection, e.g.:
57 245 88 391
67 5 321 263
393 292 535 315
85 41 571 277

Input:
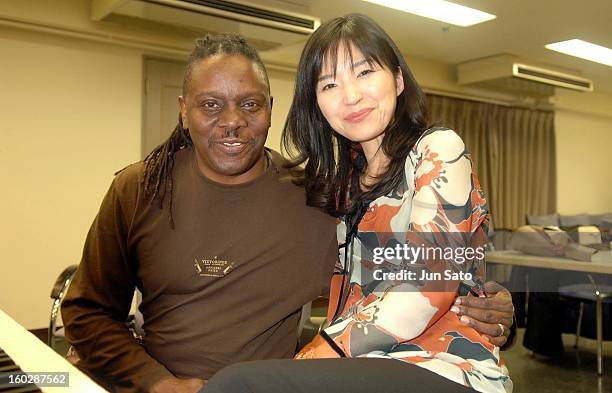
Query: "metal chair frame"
563 274 612 376
48 265 78 349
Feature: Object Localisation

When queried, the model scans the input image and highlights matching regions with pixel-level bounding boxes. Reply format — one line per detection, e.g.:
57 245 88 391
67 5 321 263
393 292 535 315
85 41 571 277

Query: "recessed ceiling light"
546 39 612 67
362 0 496 27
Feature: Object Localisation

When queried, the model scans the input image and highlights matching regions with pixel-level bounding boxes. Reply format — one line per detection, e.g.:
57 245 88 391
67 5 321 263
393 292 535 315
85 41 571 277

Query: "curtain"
425 94 556 229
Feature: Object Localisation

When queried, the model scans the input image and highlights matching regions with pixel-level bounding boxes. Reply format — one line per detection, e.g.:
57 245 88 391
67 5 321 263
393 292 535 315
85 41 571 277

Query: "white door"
142 58 186 158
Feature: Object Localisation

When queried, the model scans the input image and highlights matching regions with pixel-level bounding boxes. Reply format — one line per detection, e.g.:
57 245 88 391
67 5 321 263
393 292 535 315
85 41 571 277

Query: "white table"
0 309 105 392
486 250 612 274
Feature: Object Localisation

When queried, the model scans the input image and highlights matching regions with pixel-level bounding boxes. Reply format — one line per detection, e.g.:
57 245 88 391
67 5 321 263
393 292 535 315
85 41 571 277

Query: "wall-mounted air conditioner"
457 55 594 96
91 0 320 50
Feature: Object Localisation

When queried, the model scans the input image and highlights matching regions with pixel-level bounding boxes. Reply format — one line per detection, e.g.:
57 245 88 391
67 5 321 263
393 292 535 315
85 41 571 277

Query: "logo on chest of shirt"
193 256 234 277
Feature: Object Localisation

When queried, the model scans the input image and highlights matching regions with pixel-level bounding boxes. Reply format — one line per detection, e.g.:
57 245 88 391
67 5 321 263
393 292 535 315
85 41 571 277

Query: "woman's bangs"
318 37 385 81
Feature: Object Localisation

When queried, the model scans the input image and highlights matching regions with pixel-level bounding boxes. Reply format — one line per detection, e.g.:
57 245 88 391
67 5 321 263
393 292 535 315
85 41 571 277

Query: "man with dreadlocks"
62 33 514 393
62 33 337 393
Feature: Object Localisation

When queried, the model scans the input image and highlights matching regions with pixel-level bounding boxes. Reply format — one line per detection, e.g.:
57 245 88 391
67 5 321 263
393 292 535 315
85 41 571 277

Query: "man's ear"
395 67 405 96
178 96 188 129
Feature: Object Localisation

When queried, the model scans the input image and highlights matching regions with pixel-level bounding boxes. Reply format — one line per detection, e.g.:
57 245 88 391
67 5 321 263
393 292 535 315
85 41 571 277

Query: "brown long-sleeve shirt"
61 148 337 392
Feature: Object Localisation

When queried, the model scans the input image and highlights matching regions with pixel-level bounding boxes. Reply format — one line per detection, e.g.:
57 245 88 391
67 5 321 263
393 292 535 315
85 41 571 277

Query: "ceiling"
264 0 612 94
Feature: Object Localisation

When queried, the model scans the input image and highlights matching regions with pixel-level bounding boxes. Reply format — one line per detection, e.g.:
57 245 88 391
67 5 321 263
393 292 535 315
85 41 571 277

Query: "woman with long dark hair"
204 14 511 393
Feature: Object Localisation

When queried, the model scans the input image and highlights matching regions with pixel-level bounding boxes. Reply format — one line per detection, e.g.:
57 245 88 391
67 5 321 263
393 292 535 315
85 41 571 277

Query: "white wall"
555 110 612 214
554 91 612 214
0 29 142 328
266 69 295 153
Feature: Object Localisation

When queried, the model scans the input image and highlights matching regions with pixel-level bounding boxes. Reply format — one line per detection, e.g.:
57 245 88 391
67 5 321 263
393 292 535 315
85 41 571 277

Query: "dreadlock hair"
282 14 428 218
142 33 270 227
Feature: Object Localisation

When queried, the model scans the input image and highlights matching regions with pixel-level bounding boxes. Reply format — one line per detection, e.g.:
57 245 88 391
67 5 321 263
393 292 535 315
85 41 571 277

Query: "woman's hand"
295 335 341 359
451 281 515 348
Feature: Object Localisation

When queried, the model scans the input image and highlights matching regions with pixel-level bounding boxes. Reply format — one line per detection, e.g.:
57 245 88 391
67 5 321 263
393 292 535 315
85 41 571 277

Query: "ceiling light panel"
546 39 612 67
362 0 496 27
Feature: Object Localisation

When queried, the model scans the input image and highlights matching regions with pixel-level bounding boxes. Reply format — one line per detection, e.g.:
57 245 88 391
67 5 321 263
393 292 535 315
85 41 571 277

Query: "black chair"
48 265 78 350
559 275 612 375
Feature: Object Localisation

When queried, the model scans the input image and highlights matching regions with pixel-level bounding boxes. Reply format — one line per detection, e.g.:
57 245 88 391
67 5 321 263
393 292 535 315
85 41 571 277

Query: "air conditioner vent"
457 55 594 96
91 0 320 50
514 64 593 90
170 0 316 30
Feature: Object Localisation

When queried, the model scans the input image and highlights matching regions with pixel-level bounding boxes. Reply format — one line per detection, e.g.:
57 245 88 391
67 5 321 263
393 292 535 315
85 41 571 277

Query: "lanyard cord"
331 230 354 323
330 200 370 323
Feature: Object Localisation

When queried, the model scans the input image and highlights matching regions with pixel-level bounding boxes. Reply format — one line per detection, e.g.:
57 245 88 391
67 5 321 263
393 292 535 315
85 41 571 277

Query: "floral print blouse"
314 128 512 393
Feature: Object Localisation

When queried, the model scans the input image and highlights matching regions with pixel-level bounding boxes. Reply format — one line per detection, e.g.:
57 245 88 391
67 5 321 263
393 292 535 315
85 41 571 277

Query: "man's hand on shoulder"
451 281 515 348
150 376 206 393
